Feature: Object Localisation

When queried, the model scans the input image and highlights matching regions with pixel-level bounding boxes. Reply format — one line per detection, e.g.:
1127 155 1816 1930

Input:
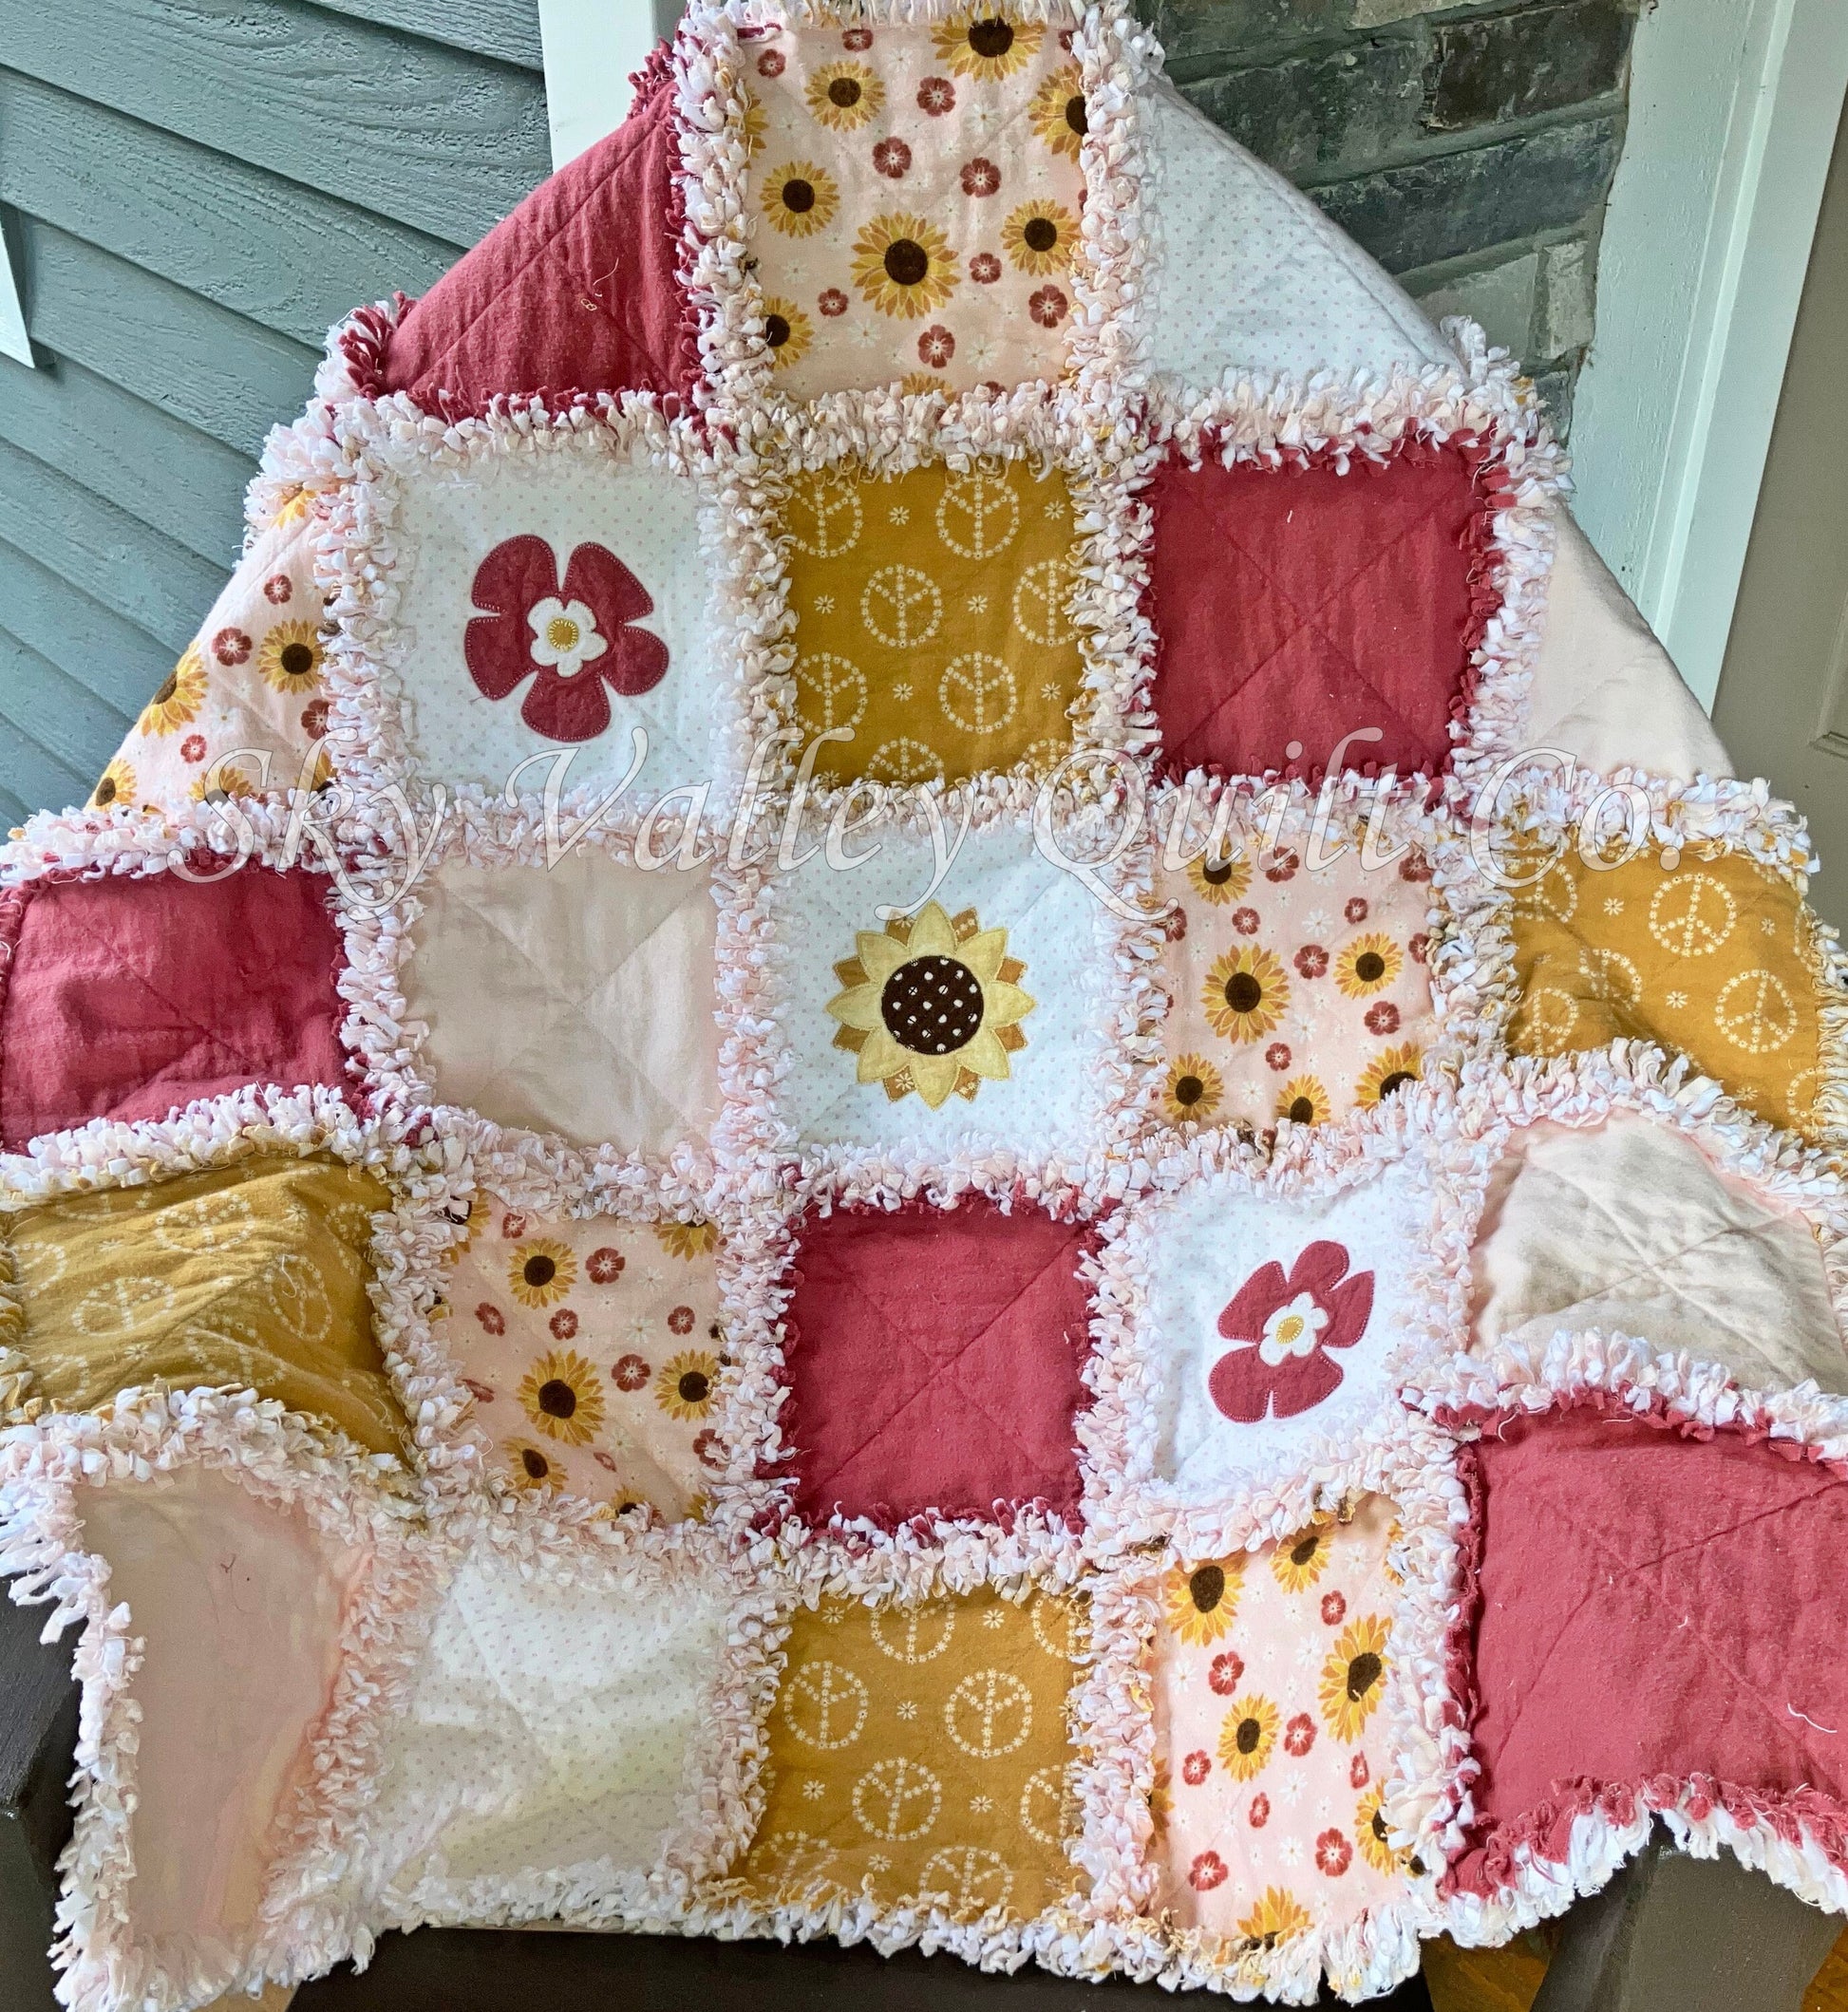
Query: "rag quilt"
3 6 1846 2007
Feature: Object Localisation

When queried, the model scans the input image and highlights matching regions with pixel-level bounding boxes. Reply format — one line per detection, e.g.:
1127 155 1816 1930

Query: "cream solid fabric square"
772 819 1104 1152
403 852 722 1154
1143 1156 1434 1497
1140 84 1452 394
362 1543 728 1891
1470 1112 1845 1393
384 446 720 801
77 1468 360 1969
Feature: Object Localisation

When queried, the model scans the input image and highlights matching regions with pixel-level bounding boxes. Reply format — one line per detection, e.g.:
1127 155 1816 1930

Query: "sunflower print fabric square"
443 1201 727 1520
1152 844 1438 1134
782 459 1086 784
742 1587 1085 1920
1505 842 1829 1138
1145 1498 1413 1946
745 10 1088 395
2 1156 403 1456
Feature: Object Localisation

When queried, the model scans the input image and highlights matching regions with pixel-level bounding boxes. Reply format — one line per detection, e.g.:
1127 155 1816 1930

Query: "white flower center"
1257 1291 1329 1366
526 596 609 678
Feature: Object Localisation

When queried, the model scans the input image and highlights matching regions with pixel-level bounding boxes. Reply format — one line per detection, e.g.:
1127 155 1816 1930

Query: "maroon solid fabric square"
1145 441 1492 782
380 63 693 413
1449 1406 1848 1895
0 867 349 1149
782 1198 1097 1530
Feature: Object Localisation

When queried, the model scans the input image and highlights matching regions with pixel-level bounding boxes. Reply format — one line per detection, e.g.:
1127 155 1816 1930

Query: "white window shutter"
538 0 685 169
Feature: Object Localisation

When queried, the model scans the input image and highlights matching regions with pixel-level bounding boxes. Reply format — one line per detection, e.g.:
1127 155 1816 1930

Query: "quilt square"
445 1199 728 1518
1506 843 1829 1138
1146 1497 1416 1943
0 865 349 1152
772 820 1102 1151
1472 1112 1845 1395
376 442 721 800
743 9 1086 396
363 1547 731 1891
3 1156 403 1456
782 1197 1095 1529
1145 443 1490 781
1152 841 1437 1133
1140 1157 1432 1497
400 850 722 1155
742 1586 1085 1918
1451 1408 1848 1896
782 459 1086 785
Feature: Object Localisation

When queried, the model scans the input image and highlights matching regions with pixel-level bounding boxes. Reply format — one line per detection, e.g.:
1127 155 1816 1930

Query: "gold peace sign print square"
782 460 1088 787
743 1586 1086 1919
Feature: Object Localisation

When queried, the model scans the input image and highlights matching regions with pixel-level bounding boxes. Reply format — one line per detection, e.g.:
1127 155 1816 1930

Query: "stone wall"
1137 0 1640 429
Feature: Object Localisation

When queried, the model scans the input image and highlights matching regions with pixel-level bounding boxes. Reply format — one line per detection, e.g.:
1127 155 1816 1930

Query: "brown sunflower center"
1235 1716 1262 1754
537 1379 576 1420
1371 1809 1390 1844
883 237 930 287
1174 1074 1204 1107
1225 971 1263 1013
280 641 316 679
1188 1564 1224 1613
1377 1070 1416 1098
1288 1096 1315 1123
780 177 816 214
1355 950 1386 983
154 672 179 705
1347 1650 1382 1701
1202 857 1235 885
1292 1533 1319 1567
523 1254 556 1288
880 953 983 1054
95 776 118 805
827 74 861 107
1065 93 1087 136
1023 216 1058 253
678 1369 710 1405
764 313 791 348
968 16 1013 57
521 1447 550 1479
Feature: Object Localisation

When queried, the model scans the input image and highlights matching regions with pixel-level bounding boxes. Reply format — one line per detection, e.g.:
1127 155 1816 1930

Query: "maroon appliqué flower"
1349 1753 1369 1789
668 1305 696 1335
1232 906 1260 936
549 1307 578 1340
263 574 292 605
693 1427 726 1471
461 1376 495 1402
1315 1828 1353 1876
1208 1650 1243 1696
970 252 1003 284
613 1354 651 1391
960 157 1001 197
1283 1712 1316 1758
1208 1241 1375 1423
1345 896 1368 924
212 627 252 667
1294 943 1328 978
1400 851 1433 883
1188 1851 1228 1890
1181 1750 1211 1786
757 47 785 75
1248 1793 1270 1828
873 137 912 179
1028 285 1067 328
917 325 955 368
818 288 850 317
587 1246 625 1284
465 536 668 743
1263 848 1299 883
1364 1000 1401 1036
300 698 330 741
917 75 955 114
1408 931 1430 965
1322 1590 1346 1627
841 25 872 48
501 1211 528 1239
1264 1043 1291 1072
180 734 208 764
476 1302 506 1336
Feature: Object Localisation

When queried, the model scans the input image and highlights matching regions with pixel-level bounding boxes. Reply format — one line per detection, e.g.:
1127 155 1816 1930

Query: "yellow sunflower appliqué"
1000 198 1078 276
932 9 1044 78
1185 851 1251 906
655 1350 722 1421
1334 932 1403 999
1202 945 1289 1044
1354 1043 1423 1107
508 1237 575 1307
257 619 325 694
518 1347 606 1446
804 58 883 131
1355 1783 1418 1875
1028 63 1086 160
90 758 136 812
1319 1615 1390 1741
654 1219 720 1261
1271 1525 1331 1592
1275 1075 1331 1126
762 160 839 237
1162 1558 1242 1646
506 1438 565 1492
852 213 959 319
761 296 813 370
140 647 209 735
827 900 1033 1108
1238 1886 1313 1947
1217 1694 1279 1781
1162 1054 1224 1125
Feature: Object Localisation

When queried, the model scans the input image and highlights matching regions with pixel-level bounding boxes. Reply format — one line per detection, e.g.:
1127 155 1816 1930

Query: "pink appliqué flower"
1181 1750 1211 1786
1315 1828 1353 1876
1265 1042 1291 1072
818 288 849 317
1208 1650 1243 1696
263 574 292 605
669 1305 696 1335
1349 1753 1369 1789
180 734 208 764
1248 1793 1270 1828
970 252 1003 284
1365 1000 1401 1036
1283 1712 1316 1758
1028 284 1067 328
587 1246 626 1284
613 1354 651 1391
550 1307 578 1340
1345 895 1368 924
212 626 252 666
873 136 912 179
465 536 668 743
1294 943 1328 978
917 75 955 114
476 1302 506 1336
917 325 955 368
960 156 1001 197
1232 906 1260 936
1322 1590 1347 1627
757 47 785 75
1208 1241 1375 1423
1188 1851 1228 1891
841 25 872 48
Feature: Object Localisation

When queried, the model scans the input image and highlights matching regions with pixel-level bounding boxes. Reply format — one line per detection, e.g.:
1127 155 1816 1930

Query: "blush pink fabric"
1145 442 1494 782
782 1198 1096 1530
1450 1405 1848 1895
379 61 693 414
0 867 349 1149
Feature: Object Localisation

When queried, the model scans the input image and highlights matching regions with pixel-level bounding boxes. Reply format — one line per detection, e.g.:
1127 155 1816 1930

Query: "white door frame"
1571 0 1848 712
538 0 684 168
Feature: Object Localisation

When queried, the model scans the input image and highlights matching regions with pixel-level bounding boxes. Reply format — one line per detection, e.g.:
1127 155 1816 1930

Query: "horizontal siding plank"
0 538 181 720
0 0 551 248
15 218 320 456
0 349 250 569
0 787 32 832
0 714 91 821
0 437 226 657
305 0 543 69
0 629 132 792
0 70 460 345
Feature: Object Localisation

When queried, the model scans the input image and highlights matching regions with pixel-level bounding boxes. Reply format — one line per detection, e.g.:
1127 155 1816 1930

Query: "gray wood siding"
0 0 549 826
